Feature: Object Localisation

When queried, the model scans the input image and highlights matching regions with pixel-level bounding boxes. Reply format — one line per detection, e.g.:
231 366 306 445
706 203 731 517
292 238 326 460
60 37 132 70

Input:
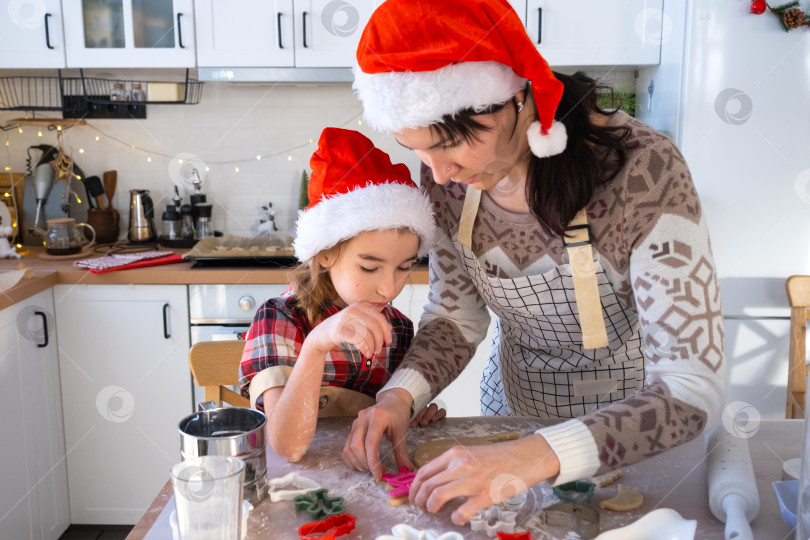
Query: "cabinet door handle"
536 7 542 44
277 12 284 49
35 311 48 348
162 303 171 339
177 12 185 48
302 11 308 48
44 13 54 49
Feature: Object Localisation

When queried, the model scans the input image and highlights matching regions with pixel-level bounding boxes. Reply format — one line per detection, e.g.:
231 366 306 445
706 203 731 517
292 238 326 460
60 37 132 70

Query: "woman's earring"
517 101 524 113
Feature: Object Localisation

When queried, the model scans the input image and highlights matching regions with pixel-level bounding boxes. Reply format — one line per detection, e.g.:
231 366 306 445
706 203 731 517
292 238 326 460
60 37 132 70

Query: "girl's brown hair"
289 242 346 325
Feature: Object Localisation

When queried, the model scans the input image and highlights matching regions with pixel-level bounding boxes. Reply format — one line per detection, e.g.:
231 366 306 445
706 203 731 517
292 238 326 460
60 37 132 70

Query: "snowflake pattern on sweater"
381 112 726 482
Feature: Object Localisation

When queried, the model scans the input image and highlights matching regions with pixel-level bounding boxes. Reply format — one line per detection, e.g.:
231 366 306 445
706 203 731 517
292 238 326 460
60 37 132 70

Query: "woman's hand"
410 402 447 427
408 434 561 525
307 302 393 358
342 388 414 480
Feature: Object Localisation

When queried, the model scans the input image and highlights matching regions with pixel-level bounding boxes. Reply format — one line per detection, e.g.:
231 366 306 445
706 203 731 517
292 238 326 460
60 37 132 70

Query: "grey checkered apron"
450 238 646 419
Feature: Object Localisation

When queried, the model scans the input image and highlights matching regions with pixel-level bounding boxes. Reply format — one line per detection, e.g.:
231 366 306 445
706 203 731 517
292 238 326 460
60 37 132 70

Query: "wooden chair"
189 340 250 408
786 276 810 419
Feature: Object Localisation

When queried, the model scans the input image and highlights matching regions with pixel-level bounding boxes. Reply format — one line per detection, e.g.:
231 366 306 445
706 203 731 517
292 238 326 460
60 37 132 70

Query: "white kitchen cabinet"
54 284 191 525
292 0 380 68
195 0 295 68
196 0 379 70
0 289 69 540
525 0 663 67
62 0 195 68
392 284 496 418
0 0 66 68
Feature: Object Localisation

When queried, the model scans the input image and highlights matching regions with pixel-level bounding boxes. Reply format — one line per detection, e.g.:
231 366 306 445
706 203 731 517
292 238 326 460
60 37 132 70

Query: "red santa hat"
293 128 435 262
353 0 566 158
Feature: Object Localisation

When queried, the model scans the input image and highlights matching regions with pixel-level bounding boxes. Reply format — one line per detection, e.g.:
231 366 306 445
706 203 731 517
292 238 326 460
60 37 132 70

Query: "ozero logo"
321 0 360 37
8 0 46 30
714 89 753 125
96 385 136 423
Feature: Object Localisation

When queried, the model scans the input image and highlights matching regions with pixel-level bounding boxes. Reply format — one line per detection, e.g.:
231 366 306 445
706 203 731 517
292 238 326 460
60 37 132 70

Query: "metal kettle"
129 189 156 242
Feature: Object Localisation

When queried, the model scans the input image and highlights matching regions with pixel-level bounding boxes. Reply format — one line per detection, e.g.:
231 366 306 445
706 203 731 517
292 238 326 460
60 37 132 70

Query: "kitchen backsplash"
0 69 633 240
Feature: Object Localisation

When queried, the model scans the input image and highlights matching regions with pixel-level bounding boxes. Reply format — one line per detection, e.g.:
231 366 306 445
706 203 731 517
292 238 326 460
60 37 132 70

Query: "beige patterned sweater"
381 112 726 484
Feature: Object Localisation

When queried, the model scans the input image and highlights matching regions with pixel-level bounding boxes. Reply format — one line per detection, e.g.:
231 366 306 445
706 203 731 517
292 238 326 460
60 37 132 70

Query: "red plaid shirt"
239 290 413 408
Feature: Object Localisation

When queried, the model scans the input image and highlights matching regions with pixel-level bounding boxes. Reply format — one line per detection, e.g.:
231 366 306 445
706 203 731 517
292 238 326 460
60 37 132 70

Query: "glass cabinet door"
64 0 195 68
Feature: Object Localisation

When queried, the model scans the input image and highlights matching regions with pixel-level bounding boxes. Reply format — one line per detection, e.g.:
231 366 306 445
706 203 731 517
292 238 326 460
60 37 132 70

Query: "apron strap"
457 186 482 249
565 209 609 349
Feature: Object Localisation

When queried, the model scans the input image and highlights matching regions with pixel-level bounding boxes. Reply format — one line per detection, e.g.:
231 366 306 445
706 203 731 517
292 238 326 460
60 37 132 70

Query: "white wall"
1 68 633 239
0 79 418 238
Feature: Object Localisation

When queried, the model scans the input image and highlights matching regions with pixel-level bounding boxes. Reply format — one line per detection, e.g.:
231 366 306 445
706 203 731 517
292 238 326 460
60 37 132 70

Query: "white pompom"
526 120 567 158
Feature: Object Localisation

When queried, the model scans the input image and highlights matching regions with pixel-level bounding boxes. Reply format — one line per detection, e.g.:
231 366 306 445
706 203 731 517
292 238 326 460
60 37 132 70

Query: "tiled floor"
58 525 133 540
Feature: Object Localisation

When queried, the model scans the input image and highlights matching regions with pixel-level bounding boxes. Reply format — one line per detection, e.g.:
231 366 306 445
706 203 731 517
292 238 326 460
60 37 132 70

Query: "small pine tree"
298 170 310 210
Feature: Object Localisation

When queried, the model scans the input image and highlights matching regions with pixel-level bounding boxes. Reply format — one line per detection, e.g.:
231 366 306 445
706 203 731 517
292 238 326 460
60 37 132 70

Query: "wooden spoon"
103 170 117 210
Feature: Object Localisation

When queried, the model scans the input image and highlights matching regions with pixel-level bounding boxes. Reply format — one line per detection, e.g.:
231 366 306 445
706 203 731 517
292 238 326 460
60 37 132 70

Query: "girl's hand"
410 402 447 427
307 302 393 358
408 434 560 525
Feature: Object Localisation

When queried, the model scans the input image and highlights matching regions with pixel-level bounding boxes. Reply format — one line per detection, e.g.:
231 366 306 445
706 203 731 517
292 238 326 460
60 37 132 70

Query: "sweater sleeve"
380 173 490 413
538 138 727 483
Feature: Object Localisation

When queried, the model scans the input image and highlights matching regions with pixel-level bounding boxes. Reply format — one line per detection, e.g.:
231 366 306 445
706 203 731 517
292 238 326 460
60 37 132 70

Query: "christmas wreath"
750 1 810 31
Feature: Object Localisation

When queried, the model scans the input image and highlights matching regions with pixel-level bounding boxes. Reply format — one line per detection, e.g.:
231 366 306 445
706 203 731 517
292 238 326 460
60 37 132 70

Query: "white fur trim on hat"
353 61 526 132
527 120 567 158
293 182 435 263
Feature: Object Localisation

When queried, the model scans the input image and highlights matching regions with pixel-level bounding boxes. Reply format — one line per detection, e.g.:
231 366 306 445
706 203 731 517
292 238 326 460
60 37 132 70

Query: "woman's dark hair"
431 71 634 237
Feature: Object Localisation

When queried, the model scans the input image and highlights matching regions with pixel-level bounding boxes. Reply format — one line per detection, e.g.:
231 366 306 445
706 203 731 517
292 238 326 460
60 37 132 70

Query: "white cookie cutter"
469 505 517 537
267 472 321 502
376 523 464 540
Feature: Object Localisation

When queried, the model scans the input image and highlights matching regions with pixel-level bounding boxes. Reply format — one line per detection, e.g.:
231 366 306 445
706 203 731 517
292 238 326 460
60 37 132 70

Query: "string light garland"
750 0 810 31
0 110 368 170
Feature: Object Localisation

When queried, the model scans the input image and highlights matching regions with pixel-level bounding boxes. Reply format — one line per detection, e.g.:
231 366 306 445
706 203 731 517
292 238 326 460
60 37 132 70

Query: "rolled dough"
413 432 522 467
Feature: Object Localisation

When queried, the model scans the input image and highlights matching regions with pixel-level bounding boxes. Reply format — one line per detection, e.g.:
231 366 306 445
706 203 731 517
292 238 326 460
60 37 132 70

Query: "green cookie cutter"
553 481 596 506
293 488 346 519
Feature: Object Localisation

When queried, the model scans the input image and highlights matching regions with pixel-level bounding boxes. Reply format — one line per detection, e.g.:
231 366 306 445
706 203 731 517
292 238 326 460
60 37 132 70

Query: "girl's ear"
318 253 334 269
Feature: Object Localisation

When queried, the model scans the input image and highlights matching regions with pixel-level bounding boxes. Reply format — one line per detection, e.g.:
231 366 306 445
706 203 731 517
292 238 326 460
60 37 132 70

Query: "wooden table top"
128 417 799 539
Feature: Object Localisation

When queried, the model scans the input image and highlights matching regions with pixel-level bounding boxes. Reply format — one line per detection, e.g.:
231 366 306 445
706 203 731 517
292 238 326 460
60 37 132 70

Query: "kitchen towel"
74 251 184 274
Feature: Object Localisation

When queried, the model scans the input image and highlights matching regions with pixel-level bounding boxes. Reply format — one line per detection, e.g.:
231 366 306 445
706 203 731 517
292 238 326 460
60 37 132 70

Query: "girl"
239 128 442 462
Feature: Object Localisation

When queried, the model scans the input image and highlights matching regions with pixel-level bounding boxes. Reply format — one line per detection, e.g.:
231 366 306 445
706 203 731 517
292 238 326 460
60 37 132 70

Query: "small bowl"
772 480 798 528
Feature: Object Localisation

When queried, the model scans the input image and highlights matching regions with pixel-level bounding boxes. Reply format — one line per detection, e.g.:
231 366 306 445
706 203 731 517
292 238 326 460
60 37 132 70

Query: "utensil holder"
87 208 120 244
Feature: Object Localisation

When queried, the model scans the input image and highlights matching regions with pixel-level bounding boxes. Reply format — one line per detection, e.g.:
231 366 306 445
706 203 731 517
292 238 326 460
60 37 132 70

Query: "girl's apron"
455 187 646 419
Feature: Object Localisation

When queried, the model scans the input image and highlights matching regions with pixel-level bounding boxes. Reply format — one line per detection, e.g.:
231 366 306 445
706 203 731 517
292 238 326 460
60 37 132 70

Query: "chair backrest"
785 276 810 419
189 341 250 408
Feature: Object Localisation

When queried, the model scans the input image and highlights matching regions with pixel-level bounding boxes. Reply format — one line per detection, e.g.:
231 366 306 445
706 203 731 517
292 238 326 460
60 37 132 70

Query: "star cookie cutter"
375 523 464 540
553 480 595 506
298 513 356 540
268 472 322 502
470 505 517 537
381 467 417 500
294 488 346 520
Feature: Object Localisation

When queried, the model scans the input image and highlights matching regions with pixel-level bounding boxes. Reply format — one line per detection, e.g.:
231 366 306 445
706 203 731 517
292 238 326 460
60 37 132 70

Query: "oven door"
190 325 250 408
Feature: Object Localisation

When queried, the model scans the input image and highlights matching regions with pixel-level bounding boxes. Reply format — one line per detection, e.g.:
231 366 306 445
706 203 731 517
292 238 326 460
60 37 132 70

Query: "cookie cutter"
496 533 533 540
268 473 321 502
294 488 346 519
375 523 464 540
553 480 595 505
298 513 356 540
470 505 517 537
541 502 600 540
381 467 417 498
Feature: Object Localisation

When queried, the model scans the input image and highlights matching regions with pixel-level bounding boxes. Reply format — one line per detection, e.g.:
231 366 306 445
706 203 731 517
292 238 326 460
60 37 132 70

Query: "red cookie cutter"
497 533 533 540
298 513 357 540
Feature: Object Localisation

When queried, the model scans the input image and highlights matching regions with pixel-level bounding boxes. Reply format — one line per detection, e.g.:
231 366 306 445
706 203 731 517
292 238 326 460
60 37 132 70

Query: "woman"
342 0 726 526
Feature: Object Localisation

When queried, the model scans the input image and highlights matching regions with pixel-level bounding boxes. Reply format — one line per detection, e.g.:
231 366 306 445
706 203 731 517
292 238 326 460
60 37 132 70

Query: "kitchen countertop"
0 246 429 311
129 417 798 540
